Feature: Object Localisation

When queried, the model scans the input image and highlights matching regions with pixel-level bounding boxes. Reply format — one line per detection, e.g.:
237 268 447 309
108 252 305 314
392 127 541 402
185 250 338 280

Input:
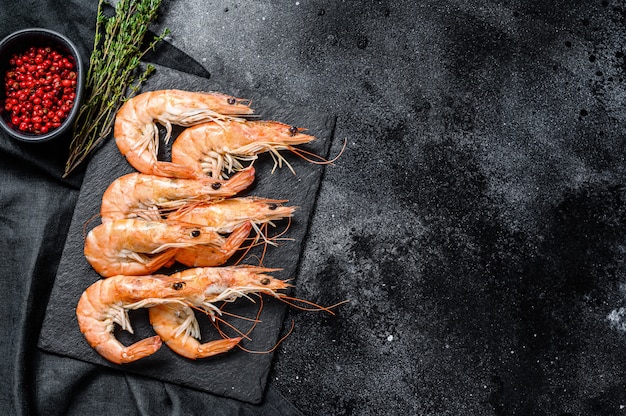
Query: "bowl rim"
0 27 85 143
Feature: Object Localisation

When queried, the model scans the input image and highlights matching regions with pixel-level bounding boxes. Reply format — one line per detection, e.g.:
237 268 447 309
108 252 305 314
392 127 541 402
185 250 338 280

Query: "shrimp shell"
156 265 291 314
114 89 254 178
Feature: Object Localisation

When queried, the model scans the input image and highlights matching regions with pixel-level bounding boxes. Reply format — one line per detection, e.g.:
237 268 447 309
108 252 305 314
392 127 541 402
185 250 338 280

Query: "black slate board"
38 65 335 404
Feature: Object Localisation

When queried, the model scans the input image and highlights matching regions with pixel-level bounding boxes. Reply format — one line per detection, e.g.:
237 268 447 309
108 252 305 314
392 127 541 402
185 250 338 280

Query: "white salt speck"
387 334 394 342
608 307 626 332
295 1 300 5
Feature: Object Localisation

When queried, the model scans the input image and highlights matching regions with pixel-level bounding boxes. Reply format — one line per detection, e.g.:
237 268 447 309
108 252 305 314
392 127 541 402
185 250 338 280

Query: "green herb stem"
63 0 169 178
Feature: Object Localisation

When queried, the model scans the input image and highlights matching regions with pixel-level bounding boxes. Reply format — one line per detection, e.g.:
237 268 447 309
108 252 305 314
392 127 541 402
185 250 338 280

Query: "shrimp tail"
95 335 163 365
193 337 243 359
151 161 204 180
223 166 256 194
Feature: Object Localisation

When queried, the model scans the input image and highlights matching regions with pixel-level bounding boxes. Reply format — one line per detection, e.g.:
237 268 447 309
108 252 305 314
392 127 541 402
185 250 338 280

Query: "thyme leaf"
63 0 169 178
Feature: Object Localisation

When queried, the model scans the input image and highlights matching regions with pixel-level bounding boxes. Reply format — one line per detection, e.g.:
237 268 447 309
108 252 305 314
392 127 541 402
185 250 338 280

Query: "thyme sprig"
63 0 169 178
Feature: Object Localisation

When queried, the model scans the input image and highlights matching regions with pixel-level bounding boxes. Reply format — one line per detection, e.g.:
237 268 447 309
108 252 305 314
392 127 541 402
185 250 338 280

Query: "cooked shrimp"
100 167 255 222
149 303 242 360
159 265 290 313
75 273 191 364
114 89 254 178
170 120 316 178
148 266 290 359
167 196 296 234
84 219 230 277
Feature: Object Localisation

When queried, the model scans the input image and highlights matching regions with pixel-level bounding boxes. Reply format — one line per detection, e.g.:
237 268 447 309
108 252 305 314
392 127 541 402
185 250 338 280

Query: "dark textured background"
2 0 626 415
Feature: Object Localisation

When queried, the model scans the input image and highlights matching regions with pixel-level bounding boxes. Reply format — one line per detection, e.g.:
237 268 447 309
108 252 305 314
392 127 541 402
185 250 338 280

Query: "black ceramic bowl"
0 28 85 143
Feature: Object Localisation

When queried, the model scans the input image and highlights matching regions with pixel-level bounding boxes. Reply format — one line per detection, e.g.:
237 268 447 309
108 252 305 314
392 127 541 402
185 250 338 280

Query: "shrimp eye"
191 230 201 238
227 97 236 105
173 282 185 290
268 203 278 210
260 277 270 285
211 182 222 190
288 126 298 136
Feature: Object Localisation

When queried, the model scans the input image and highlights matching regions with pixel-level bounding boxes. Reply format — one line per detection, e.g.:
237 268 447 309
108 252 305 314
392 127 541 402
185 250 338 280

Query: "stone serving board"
38 64 335 404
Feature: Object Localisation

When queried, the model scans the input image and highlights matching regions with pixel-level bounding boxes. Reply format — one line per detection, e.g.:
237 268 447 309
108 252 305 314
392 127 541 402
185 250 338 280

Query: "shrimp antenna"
213 295 265 342
270 216 294 241
237 319 295 354
235 219 293 266
261 218 295 245
276 295 350 315
82 212 104 238
217 296 296 355
218 309 262 323
210 313 254 341
287 137 347 166
231 232 266 266
250 221 279 247
267 147 297 175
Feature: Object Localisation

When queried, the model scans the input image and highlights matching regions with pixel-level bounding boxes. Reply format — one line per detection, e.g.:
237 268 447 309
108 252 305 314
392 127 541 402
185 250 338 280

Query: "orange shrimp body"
171 120 316 178
149 303 242 360
100 167 255 222
167 197 296 233
114 89 254 178
148 266 290 359
84 219 229 278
